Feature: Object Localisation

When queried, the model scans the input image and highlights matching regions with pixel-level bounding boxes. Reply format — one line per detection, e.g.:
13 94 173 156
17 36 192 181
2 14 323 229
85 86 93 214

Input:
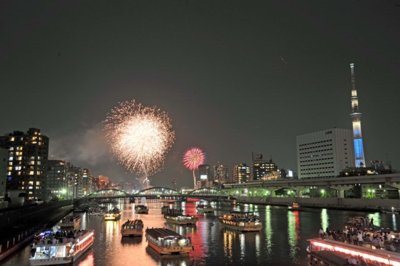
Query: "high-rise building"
252 153 280 181
198 164 211 188
0 128 49 200
296 128 355 179
232 163 251 183
213 163 229 185
47 160 70 200
349 63 366 167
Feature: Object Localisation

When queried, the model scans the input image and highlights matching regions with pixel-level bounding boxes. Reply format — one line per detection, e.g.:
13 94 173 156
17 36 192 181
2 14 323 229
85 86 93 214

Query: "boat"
104 207 121 221
121 219 144 237
163 208 196 225
308 238 400 266
164 215 197 225
29 229 94 265
196 203 214 214
218 211 262 232
145 228 193 256
162 206 182 215
288 202 301 211
59 215 81 230
135 205 149 214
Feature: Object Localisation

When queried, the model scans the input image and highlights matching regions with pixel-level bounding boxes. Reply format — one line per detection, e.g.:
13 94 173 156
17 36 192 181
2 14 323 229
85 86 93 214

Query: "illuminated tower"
350 63 366 167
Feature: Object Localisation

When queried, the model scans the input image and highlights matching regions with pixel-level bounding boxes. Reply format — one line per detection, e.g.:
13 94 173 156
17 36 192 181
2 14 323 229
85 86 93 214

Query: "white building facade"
296 128 355 179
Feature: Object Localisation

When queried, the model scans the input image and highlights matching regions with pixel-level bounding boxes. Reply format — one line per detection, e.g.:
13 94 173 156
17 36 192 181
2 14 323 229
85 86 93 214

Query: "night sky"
1 1 399 188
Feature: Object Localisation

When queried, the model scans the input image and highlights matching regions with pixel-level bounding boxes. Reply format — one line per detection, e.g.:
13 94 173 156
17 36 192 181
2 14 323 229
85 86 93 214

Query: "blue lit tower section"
350 63 366 167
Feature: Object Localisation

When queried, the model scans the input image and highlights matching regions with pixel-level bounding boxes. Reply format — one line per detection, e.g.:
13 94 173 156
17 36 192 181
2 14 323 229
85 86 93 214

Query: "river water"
3 199 399 266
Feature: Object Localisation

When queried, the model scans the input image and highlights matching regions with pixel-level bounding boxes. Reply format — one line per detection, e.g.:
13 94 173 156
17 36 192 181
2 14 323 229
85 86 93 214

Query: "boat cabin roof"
146 228 182 239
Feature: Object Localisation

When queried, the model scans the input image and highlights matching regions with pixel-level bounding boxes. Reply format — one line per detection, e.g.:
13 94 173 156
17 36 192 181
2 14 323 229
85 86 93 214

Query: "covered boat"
104 207 121 221
121 219 144 237
145 228 193 256
135 205 149 214
219 211 262 232
59 215 81 230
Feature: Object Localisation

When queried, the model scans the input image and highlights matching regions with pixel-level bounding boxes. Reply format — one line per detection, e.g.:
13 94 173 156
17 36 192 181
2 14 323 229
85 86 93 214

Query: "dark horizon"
1 1 399 187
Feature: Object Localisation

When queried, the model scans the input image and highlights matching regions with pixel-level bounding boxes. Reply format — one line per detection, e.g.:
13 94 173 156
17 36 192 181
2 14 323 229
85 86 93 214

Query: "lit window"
17 156 22 161
29 171 34 175
9 157 13 161
7 171 11 175
9 147 14 151
17 171 21 175
36 181 40 185
28 181 33 185
28 186 33 189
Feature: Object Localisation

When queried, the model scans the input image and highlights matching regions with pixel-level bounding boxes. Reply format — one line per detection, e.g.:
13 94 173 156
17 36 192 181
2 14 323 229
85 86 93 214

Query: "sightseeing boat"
196 203 215 214
145 228 193 256
104 207 121 221
219 211 262 232
164 215 197 225
135 205 149 214
164 208 196 225
59 215 81 230
308 238 400 266
121 219 144 237
29 229 94 265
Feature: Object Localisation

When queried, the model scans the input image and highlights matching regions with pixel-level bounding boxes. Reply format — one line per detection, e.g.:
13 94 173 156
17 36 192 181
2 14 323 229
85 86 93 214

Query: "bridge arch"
87 188 131 198
188 187 227 196
136 186 179 196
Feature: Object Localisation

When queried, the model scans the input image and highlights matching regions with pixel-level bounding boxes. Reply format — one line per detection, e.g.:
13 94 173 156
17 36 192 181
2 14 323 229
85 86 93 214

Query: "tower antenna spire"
350 63 366 167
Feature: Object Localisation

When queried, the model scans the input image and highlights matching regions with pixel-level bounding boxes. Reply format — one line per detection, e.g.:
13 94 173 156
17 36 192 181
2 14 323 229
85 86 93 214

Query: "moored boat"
104 207 121 221
29 229 94 265
121 219 144 237
59 215 81 230
145 228 193 256
219 211 262 232
135 205 149 214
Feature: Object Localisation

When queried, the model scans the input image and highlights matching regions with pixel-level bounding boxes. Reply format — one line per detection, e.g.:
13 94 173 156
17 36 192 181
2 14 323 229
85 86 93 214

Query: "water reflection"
223 230 234 260
393 214 398 231
264 205 273 255
287 210 300 258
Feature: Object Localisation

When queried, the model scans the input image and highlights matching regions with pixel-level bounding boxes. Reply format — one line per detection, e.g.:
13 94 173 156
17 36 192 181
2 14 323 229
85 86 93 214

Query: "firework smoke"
104 100 175 187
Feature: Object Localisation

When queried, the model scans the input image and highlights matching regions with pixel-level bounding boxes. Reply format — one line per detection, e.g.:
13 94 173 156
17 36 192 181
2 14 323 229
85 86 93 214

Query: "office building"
0 128 49 200
232 163 251 183
213 163 229 185
198 164 211 188
296 128 355 179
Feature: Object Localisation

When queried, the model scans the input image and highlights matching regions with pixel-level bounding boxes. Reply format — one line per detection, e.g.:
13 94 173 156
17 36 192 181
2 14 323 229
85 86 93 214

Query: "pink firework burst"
183 147 205 170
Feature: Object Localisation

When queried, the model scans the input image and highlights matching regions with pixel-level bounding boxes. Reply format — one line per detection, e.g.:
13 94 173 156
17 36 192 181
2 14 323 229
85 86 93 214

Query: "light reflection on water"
4 199 400 266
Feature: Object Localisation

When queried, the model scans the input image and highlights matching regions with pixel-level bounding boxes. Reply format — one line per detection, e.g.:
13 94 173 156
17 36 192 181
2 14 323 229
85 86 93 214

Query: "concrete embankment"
0 201 73 262
236 196 400 211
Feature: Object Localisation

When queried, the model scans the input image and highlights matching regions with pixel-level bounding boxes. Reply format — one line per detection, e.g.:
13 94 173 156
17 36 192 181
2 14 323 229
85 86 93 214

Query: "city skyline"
1 1 399 187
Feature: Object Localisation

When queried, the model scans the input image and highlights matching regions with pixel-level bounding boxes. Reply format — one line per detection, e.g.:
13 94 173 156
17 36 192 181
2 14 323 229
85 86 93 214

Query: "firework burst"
104 100 175 187
183 147 205 189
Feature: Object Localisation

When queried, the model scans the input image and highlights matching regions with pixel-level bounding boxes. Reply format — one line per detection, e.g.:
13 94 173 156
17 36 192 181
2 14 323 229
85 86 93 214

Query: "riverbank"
0 204 73 262
235 196 400 211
